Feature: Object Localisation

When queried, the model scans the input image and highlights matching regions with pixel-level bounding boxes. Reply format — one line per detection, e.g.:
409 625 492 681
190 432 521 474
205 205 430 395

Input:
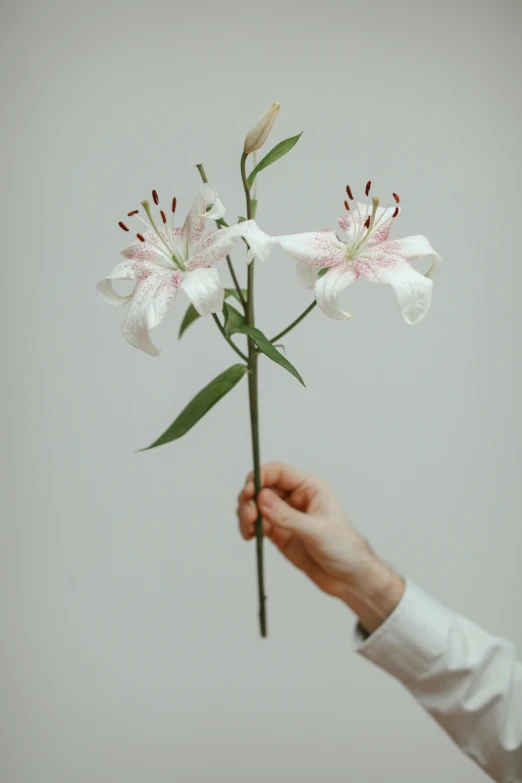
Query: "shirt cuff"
353 579 456 684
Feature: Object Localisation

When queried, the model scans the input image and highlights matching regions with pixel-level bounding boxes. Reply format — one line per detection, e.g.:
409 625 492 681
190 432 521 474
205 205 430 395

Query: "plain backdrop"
2 1 521 781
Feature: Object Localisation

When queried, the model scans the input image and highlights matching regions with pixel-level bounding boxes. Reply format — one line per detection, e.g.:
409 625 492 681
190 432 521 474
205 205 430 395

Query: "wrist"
340 554 405 635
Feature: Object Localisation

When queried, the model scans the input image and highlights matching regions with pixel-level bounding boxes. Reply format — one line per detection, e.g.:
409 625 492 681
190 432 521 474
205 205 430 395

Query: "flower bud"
243 102 280 154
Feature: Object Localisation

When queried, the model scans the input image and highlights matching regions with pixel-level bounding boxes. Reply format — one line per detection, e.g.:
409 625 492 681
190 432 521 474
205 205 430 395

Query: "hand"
237 461 405 633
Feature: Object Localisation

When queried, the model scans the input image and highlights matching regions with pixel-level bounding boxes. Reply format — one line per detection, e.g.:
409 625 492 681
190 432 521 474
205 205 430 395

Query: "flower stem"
195 162 247 311
241 151 267 638
270 300 317 343
211 314 248 362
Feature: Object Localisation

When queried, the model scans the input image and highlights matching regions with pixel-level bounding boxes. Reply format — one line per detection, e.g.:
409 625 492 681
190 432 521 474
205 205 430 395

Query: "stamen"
127 210 139 217
118 221 129 232
364 216 371 228
152 190 159 205
344 200 350 211
392 206 399 218
160 210 167 224
137 233 145 242
172 197 177 213
365 180 371 196
346 185 353 200
393 192 400 203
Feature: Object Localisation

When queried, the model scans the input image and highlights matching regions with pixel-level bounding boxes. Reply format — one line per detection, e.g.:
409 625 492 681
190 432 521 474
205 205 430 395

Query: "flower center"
343 182 400 259
118 190 185 270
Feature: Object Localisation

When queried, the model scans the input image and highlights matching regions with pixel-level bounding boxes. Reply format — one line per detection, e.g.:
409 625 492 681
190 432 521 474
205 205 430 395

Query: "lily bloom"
274 183 441 324
97 184 271 356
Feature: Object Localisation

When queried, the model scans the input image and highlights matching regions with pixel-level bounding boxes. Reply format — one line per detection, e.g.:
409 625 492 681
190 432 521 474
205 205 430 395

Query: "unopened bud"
243 102 280 154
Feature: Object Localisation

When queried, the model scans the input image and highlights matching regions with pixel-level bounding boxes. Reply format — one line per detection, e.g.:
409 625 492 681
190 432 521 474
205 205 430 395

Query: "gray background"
2 0 521 781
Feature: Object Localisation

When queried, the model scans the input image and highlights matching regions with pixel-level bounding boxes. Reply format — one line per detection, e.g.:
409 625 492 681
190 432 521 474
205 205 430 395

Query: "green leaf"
223 302 246 335
251 199 258 219
140 364 248 450
318 267 329 278
246 133 303 189
237 216 247 223
178 304 200 338
179 290 246 338
226 287 247 303
236 324 305 386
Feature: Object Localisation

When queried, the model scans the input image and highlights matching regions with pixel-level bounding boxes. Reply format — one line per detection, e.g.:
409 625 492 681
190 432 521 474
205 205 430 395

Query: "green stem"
212 314 248 362
270 301 317 343
195 162 247 311
241 151 267 638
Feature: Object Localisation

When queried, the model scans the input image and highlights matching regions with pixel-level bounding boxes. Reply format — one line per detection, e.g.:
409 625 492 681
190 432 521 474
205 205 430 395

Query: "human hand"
237 462 404 633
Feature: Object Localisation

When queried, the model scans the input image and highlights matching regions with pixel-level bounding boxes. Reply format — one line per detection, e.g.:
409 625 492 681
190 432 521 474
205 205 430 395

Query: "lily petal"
314 264 358 319
379 235 442 278
366 263 433 325
356 234 441 323
181 185 224 258
274 230 346 268
237 220 274 262
201 183 225 220
121 269 182 356
96 258 158 305
296 262 319 289
180 267 224 316
121 232 176 268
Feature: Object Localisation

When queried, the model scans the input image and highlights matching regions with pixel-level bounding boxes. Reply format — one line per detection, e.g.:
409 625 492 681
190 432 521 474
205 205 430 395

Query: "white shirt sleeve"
354 580 522 783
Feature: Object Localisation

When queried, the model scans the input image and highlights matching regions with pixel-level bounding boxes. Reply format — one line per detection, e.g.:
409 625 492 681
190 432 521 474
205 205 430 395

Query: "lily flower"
97 184 271 356
274 183 441 324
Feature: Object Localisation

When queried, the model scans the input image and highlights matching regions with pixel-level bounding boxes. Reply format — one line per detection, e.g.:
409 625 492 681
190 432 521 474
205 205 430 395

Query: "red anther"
364 216 371 228
346 185 353 200
152 190 159 205
392 206 400 218
172 197 177 213
119 221 129 232
393 192 400 203
160 210 167 224
137 233 146 242
344 200 350 211
127 210 139 216
365 180 371 196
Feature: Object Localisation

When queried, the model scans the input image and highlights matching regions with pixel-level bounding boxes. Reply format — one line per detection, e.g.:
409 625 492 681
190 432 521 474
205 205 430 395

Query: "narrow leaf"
246 133 303 188
179 290 247 338
178 304 200 338
237 324 305 386
251 198 258 219
223 302 246 335
140 364 248 450
226 287 247 303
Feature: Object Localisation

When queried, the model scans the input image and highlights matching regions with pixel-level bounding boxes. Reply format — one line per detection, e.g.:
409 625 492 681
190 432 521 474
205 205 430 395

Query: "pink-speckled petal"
121 232 174 267
356 236 439 324
378 235 442 278
180 185 224 258
313 264 359 319
274 230 346 268
187 226 242 270
181 190 207 257
121 269 182 356
97 258 159 306
180 268 224 316
296 262 319 290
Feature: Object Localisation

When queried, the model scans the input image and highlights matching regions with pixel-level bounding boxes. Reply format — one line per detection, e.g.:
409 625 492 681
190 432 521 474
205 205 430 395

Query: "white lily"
274 183 441 324
97 184 271 356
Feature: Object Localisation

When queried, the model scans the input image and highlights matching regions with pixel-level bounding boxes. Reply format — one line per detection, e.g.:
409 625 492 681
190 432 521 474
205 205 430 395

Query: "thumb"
258 489 317 539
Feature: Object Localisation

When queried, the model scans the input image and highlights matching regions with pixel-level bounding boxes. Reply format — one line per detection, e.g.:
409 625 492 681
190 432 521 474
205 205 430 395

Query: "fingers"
257 489 318 540
244 462 311 497
237 499 272 540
